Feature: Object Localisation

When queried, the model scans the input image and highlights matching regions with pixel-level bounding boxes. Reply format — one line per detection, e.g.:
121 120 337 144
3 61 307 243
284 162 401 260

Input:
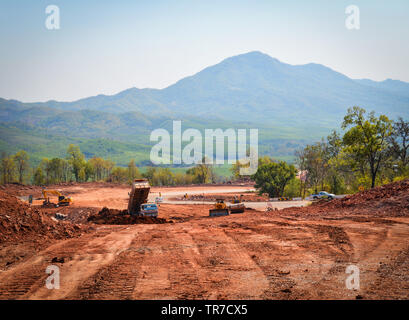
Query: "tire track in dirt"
189 226 270 299
129 224 213 299
285 221 356 299
27 226 138 299
221 218 358 299
365 246 409 299
352 222 409 298
70 223 208 300
289 220 409 299
0 235 97 300
68 224 158 299
223 219 326 299
0 226 137 300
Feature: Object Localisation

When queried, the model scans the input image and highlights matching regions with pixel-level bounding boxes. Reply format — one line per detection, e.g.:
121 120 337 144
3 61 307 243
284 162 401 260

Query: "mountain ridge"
1 51 408 164
2 51 408 123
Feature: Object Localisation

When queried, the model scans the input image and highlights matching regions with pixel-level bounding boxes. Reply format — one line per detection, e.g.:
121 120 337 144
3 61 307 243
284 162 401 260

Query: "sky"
0 0 408 102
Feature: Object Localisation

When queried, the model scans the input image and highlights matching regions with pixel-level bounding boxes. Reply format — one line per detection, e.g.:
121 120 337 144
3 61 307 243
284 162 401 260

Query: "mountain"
355 79 409 98
21 51 409 124
1 51 408 165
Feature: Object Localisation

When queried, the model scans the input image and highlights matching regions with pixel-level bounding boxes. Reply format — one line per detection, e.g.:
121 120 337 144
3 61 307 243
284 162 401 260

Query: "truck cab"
139 203 158 217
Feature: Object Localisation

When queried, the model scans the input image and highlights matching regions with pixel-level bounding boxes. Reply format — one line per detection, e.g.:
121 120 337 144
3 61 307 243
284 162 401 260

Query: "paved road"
161 199 310 210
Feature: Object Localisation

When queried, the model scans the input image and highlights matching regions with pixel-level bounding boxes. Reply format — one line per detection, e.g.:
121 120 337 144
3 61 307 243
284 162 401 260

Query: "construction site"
0 179 409 300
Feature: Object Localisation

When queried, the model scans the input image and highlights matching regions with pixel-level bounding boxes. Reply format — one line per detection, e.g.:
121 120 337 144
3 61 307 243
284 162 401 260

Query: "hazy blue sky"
0 0 408 102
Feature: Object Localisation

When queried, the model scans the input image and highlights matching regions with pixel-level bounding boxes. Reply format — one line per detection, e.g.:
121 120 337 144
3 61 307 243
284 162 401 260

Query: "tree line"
232 107 409 198
0 145 219 186
3 106 407 194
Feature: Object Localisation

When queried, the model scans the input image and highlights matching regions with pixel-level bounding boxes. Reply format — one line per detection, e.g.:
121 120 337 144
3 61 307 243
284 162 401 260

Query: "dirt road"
1 182 409 300
1 208 408 299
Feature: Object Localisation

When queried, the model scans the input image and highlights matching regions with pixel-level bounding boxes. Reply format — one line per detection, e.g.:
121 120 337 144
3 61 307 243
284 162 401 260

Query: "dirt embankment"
0 190 91 269
281 179 409 218
0 190 87 244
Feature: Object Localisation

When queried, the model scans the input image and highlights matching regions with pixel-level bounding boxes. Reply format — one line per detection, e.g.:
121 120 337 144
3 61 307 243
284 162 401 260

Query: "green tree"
127 159 141 182
78 167 86 182
230 161 243 179
89 157 105 181
142 167 157 184
387 117 409 175
33 166 46 185
84 161 95 181
48 158 65 183
13 150 29 184
186 157 214 184
39 158 51 184
173 172 193 185
109 167 128 183
104 160 115 179
67 144 86 182
283 178 301 198
1 152 16 184
342 106 393 188
252 159 297 198
153 168 175 186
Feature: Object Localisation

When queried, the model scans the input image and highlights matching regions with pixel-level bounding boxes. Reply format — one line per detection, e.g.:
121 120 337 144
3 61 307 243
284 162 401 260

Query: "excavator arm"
42 189 72 207
42 190 62 199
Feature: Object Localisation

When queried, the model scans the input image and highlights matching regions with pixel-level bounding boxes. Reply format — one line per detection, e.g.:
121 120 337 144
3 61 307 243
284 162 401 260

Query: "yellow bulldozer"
209 199 230 217
42 189 72 207
229 195 245 214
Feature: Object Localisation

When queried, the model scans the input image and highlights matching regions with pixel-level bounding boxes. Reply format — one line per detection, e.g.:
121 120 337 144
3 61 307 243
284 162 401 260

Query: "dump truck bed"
128 179 151 215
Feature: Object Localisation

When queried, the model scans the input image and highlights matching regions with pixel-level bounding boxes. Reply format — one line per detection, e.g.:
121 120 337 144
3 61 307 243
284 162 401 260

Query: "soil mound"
87 207 168 225
316 179 409 215
281 179 409 218
0 190 85 243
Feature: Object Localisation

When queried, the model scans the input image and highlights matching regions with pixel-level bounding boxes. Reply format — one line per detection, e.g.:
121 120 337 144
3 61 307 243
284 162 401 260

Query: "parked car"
311 191 335 200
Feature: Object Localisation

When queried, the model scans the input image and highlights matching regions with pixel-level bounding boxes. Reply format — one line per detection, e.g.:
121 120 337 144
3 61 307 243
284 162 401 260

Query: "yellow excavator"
42 189 72 207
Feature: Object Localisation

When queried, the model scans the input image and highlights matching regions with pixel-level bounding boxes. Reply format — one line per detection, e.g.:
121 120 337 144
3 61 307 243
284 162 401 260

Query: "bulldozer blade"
209 209 230 217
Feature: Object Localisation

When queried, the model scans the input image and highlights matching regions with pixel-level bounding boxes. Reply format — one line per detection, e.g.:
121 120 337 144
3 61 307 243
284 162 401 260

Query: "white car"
311 191 335 200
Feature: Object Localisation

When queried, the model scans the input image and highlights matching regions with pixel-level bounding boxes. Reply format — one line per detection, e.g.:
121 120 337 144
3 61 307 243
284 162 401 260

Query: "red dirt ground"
0 181 408 300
